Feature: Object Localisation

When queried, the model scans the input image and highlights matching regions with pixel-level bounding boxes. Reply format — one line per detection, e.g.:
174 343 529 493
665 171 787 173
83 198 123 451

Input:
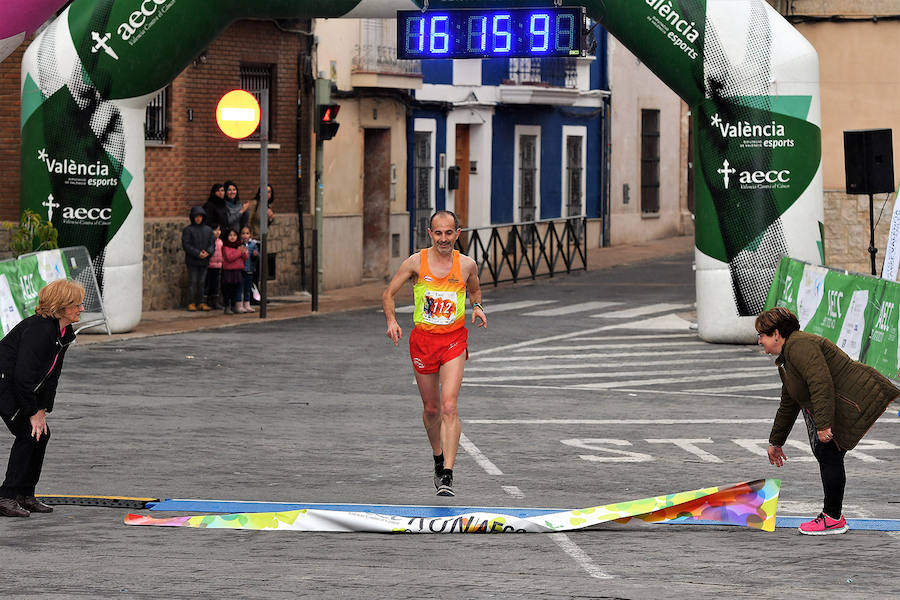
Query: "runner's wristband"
472 302 484 311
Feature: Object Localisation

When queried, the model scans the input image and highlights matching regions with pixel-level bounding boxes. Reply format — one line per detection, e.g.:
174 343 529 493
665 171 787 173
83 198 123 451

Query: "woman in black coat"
202 183 228 231
0 279 84 517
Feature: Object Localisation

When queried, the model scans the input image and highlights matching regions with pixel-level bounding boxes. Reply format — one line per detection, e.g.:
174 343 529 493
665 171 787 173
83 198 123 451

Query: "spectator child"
204 224 224 309
239 226 259 313
220 228 247 315
181 206 215 311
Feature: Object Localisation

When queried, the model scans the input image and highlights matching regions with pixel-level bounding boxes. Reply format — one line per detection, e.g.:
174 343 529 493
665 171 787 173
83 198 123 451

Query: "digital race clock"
397 7 585 60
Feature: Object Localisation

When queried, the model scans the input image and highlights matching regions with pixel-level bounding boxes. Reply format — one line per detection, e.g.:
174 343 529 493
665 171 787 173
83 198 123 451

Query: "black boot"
16 495 53 513
0 497 30 517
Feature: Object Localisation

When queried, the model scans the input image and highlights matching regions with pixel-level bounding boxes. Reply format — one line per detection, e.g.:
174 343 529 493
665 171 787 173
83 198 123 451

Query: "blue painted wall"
490 105 602 224
421 60 453 85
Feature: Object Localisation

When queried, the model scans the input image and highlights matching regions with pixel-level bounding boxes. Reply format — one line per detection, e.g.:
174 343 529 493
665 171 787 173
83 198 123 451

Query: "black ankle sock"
433 453 444 466
443 468 453 478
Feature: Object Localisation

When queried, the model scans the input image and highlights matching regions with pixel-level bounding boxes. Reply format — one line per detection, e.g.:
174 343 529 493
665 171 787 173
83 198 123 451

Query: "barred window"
240 64 274 140
144 87 169 143
413 131 433 250
518 134 537 223
565 135 584 217
640 109 660 214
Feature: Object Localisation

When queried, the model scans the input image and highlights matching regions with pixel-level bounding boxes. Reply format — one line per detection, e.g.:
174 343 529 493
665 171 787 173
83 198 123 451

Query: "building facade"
1 19 312 308
768 0 900 275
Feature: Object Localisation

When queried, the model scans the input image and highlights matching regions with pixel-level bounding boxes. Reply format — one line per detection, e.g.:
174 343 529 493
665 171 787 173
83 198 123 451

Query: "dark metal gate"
455 216 587 286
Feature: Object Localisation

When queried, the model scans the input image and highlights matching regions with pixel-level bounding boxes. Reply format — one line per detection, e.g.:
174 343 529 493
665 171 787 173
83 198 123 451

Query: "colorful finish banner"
125 479 780 533
765 256 900 379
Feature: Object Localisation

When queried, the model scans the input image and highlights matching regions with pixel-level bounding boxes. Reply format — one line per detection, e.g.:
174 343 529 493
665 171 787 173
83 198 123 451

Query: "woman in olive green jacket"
756 307 898 536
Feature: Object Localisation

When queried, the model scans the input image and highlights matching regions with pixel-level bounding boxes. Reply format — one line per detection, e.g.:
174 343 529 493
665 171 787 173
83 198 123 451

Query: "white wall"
608 37 688 245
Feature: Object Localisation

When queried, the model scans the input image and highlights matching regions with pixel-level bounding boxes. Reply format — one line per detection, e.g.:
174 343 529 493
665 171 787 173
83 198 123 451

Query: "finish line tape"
125 479 780 533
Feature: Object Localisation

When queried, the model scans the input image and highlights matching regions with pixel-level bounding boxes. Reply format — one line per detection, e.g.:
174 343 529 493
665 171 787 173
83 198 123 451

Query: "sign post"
216 89 268 317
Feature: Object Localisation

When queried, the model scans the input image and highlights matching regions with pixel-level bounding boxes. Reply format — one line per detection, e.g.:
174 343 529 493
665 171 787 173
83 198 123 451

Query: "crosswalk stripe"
568 334 697 341
465 367 771 384
589 303 693 319
467 356 771 372
684 383 782 393
571 371 769 389
523 301 621 317
466 418 774 425
513 341 712 352
461 382 778 400
475 348 750 362
477 300 558 313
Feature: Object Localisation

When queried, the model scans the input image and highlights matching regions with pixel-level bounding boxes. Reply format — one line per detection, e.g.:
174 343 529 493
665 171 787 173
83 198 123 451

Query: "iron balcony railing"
507 57 579 89
352 44 422 75
455 216 587 286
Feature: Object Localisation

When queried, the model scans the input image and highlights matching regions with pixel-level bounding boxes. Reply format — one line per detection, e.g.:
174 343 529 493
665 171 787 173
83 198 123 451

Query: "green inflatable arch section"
19 0 822 340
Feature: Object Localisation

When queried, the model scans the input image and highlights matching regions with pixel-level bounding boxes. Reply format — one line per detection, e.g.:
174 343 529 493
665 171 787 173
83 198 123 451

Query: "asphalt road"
1 250 898 599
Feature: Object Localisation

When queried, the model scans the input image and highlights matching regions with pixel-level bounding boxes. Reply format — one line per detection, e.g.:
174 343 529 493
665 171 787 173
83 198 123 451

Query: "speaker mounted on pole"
843 128 896 275
844 129 894 195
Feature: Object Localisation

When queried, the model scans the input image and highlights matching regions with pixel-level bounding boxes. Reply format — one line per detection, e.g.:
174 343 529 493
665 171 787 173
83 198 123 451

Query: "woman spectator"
757 307 899 535
202 183 228 231
0 279 85 517
222 180 249 234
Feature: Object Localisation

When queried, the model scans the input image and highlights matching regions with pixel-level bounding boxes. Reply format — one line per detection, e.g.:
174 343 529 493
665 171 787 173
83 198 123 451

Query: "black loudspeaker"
843 129 895 195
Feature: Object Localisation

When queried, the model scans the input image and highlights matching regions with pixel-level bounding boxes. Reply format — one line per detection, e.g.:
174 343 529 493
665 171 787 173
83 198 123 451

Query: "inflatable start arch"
9 0 823 340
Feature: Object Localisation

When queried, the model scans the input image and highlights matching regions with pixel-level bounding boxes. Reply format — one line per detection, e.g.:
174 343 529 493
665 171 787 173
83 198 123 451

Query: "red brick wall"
0 40 29 221
0 21 303 222
145 20 301 220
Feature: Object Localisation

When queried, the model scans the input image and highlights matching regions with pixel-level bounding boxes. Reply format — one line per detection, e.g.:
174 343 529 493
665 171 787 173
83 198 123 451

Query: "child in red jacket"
221 228 248 314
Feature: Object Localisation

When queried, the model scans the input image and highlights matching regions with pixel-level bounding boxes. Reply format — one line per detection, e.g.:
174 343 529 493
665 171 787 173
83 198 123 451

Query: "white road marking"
512 340 719 352
608 313 695 331
684 382 782 393
501 485 525 499
462 382 778 399
614 388 777 400
646 438 723 463
466 357 770 372
467 418 774 425
470 322 659 358
570 370 772 389
465 366 771 384
549 533 614 580
590 303 693 319
474 348 750 362
458 432 503 475
523 301 621 316
568 333 698 341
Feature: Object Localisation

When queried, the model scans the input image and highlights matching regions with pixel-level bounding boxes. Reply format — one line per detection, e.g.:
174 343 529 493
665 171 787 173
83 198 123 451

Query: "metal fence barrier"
5 245 110 337
455 216 587 287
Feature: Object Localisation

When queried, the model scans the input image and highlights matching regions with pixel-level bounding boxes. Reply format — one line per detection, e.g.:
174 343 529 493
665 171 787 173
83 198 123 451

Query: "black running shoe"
436 471 455 497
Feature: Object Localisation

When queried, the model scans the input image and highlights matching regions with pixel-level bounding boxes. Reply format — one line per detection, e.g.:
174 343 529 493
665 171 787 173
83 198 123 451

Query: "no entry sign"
216 89 260 139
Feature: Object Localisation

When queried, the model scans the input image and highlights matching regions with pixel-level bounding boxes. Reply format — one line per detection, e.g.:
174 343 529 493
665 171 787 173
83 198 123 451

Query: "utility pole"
258 88 269 317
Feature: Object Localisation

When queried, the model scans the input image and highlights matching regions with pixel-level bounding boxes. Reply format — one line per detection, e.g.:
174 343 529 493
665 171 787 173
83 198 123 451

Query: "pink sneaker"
798 512 848 535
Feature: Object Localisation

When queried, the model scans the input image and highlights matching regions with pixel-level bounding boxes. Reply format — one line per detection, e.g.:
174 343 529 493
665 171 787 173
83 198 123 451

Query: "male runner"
382 211 487 496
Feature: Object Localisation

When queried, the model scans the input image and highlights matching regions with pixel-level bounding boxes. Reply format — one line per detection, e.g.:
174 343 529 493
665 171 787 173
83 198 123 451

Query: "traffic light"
317 103 340 141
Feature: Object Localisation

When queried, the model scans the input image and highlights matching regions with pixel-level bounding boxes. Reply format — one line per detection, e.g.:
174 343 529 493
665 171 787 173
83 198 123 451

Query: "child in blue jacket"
238 226 259 313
